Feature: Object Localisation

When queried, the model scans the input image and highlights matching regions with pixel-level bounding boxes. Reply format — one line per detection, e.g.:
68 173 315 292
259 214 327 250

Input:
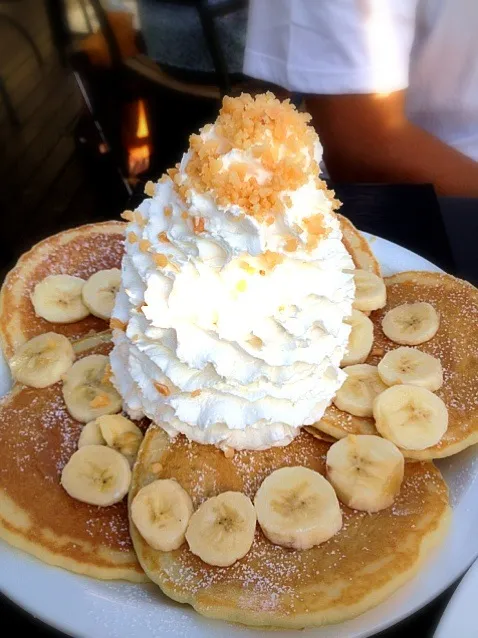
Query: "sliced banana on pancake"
351 269 387 312
334 364 387 418
97 414 143 465
78 419 106 448
62 354 122 423
382 302 439 345
186 492 256 567
31 274 90 323
61 445 131 506
373 385 448 450
254 466 342 550
341 310 374 366
378 347 443 391
131 479 193 551
9 332 75 388
82 269 121 320
326 435 404 512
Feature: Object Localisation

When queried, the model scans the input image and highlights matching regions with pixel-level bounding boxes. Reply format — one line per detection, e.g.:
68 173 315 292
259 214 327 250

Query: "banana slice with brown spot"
382 302 439 345
97 414 143 465
334 364 387 418
326 435 404 512
378 347 443 391
9 332 75 388
131 479 193 551
351 269 387 312
341 310 374 366
61 445 131 506
78 420 106 448
82 269 121 320
254 466 342 550
62 354 122 423
31 275 90 323
373 384 448 450
186 492 256 566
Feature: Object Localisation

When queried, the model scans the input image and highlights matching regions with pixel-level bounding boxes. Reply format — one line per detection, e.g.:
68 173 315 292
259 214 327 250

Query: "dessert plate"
1 234 478 638
433 559 478 638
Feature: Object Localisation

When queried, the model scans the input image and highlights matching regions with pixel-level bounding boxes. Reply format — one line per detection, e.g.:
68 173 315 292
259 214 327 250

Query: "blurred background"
0 0 276 277
0 0 475 284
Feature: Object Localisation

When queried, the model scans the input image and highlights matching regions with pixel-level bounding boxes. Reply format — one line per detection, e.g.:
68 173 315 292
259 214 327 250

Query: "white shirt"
244 0 478 161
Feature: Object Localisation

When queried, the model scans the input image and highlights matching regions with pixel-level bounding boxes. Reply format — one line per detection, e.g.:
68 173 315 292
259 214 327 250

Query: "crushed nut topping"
139 239 151 252
151 462 163 474
144 181 155 196
110 318 127 331
193 217 205 233
239 260 255 274
90 394 110 408
247 335 263 349
153 254 168 268
101 363 112 385
154 382 170 396
121 210 134 222
184 93 321 223
284 237 299 252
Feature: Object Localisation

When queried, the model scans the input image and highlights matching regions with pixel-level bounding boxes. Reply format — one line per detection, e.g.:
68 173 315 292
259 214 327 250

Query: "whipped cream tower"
111 93 355 450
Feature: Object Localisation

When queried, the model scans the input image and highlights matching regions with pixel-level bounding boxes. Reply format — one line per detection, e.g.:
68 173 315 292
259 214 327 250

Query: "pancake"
302 426 337 443
0 335 147 582
309 271 478 461
129 426 450 629
0 221 126 359
337 213 381 276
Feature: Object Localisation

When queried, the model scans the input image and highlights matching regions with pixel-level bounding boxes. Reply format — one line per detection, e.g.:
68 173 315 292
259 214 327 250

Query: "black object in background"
331 183 456 275
438 196 478 285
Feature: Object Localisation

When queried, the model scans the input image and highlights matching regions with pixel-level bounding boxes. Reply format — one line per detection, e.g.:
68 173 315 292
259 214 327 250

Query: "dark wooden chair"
0 0 43 125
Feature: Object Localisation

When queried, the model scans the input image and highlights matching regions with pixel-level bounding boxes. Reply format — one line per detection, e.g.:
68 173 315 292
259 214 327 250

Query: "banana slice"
382 302 439 345
131 479 193 551
78 420 106 448
31 275 90 323
373 384 448 450
82 269 121 320
341 310 374 366
185 491 256 566
62 354 122 423
378 347 443 391
61 445 131 506
10 332 75 388
326 435 404 512
254 466 342 550
351 269 387 312
334 364 387 417
97 414 143 465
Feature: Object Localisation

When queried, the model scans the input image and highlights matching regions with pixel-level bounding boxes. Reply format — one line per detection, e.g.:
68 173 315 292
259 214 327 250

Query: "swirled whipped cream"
110 93 355 450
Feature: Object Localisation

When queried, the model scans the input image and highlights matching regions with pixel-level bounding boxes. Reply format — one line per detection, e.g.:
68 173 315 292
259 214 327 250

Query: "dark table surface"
1 184 477 637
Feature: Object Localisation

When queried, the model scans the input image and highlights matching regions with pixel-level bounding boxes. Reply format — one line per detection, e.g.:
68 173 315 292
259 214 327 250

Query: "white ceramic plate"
1 234 478 638
434 559 478 638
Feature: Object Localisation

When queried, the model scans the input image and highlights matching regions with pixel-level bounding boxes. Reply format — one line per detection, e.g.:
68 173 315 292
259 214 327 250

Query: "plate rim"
433 558 478 638
1 233 477 638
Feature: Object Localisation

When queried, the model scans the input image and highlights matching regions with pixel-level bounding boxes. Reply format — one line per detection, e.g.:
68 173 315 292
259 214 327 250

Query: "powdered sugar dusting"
0 343 136 554
139 430 448 617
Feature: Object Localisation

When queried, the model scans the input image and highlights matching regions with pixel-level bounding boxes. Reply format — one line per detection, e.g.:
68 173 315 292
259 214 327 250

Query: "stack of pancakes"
0 218 476 629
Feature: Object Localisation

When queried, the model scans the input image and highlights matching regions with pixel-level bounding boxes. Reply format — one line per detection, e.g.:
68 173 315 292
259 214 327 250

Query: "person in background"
137 0 247 82
244 0 478 196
